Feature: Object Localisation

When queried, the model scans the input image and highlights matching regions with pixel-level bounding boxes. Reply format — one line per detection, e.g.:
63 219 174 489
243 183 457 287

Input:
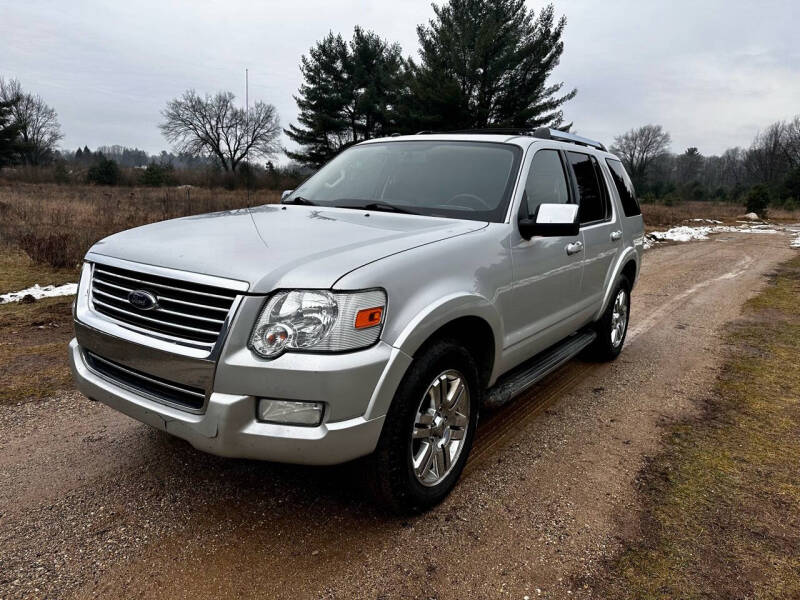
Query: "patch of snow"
649 226 713 243
0 283 78 304
645 223 783 251
742 212 760 221
689 218 723 224
791 233 800 248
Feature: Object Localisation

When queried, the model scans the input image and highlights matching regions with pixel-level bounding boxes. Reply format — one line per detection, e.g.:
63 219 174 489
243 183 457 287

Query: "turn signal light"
355 306 384 329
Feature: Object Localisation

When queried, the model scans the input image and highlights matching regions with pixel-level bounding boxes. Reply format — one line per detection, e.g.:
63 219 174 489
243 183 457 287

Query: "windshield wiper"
335 201 418 215
282 196 317 206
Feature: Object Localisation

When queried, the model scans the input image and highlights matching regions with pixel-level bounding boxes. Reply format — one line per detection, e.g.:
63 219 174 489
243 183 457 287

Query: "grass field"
593 256 800 598
0 249 76 405
0 182 280 268
2 181 799 270
640 200 800 229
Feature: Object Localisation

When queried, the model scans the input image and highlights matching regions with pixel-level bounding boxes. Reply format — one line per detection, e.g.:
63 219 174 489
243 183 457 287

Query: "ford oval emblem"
128 289 159 311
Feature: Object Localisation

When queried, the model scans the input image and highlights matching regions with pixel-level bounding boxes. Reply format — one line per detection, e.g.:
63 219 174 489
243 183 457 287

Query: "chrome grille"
84 351 206 410
90 263 238 346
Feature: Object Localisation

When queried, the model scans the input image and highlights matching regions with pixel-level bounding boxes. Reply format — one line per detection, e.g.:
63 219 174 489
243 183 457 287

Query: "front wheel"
589 276 631 361
369 340 480 513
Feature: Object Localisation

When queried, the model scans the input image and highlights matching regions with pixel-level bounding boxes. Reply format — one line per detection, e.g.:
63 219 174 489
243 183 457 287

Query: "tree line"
2 0 798 212
611 120 800 212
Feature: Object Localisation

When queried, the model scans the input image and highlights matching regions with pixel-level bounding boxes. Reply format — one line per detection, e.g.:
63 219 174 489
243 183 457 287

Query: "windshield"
286 141 523 222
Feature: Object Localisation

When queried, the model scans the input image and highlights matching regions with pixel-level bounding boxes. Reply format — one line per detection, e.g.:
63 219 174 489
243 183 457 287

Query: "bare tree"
611 124 671 182
745 122 787 184
782 116 800 168
0 77 63 165
160 90 280 172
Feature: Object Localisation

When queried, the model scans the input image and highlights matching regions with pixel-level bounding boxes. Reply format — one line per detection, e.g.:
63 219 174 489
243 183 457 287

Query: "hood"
87 204 486 293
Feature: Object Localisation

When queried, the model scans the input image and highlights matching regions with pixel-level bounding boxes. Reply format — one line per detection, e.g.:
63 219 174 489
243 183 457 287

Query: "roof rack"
532 127 606 151
446 128 530 136
412 127 607 151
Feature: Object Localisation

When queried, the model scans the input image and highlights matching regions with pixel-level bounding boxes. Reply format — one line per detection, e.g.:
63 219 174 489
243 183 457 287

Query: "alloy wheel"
410 370 471 487
610 289 628 348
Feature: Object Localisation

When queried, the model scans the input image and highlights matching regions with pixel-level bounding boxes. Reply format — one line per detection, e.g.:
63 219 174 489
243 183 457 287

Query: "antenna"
245 67 250 205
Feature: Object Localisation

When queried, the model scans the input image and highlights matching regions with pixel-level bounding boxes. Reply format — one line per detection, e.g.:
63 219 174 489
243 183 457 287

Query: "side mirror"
280 189 294 203
519 203 579 239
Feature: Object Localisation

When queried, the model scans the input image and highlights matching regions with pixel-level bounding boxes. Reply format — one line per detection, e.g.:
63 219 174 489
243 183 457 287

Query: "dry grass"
0 182 280 268
1 182 797 269
592 256 800 599
641 200 800 229
0 249 78 405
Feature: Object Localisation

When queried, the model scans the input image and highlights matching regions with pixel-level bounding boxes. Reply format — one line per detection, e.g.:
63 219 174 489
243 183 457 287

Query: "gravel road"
1 232 796 600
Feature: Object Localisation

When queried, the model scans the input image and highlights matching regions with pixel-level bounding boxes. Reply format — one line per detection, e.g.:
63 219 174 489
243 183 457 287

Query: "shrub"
16 231 90 268
139 162 175 187
745 185 770 218
53 163 70 184
87 158 120 185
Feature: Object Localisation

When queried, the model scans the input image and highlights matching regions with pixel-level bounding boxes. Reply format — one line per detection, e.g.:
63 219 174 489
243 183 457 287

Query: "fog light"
257 399 324 426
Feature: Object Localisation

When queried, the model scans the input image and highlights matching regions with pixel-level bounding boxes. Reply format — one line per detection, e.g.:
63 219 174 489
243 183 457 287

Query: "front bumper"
69 258 415 465
69 338 399 464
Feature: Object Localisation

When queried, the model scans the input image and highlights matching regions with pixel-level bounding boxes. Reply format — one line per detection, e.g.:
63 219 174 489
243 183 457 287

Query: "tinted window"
286 141 522 223
606 158 641 216
567 151 607 224
523 150 570 217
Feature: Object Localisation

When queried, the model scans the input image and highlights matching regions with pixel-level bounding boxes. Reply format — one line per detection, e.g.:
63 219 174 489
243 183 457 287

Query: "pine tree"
406 0 576 131
285 33 351 168
286 28 404 168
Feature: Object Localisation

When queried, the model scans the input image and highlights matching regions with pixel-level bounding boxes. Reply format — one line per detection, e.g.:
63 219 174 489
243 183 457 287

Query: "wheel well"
415 316 495 389
621 259 637 288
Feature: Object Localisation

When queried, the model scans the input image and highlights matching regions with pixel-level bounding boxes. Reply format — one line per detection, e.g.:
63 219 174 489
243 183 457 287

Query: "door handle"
566 241 583 255
610 230 622 241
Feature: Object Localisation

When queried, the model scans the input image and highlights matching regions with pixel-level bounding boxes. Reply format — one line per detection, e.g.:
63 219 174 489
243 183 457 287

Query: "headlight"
249 289 386 358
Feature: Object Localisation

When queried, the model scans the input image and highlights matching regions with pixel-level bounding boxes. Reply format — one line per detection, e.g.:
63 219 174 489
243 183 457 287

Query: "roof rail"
447 128 530 136
532 127 606 151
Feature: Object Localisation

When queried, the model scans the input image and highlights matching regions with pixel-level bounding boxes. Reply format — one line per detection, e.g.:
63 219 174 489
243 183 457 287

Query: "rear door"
565 151 621 311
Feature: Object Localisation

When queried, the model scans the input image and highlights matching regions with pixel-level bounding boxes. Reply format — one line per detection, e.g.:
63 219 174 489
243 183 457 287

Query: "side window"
566 151 607 224
523 150 570 217
591 156 613 219
606 158 641 217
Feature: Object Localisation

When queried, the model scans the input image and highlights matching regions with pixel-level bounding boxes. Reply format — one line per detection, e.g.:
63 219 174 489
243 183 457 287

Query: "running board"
485 329 597 408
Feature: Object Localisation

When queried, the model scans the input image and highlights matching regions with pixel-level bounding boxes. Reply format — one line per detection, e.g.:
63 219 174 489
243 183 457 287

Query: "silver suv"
69 129 644 512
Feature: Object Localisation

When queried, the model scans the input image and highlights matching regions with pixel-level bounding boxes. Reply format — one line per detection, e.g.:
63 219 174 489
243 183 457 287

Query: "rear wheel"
370 340 479 513
589 276 630 361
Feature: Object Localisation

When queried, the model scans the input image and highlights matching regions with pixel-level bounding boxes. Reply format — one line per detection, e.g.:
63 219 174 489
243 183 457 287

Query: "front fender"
393 293 503 376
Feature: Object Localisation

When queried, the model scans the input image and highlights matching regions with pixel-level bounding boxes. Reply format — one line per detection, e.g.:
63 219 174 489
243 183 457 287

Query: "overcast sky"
3 0 798 159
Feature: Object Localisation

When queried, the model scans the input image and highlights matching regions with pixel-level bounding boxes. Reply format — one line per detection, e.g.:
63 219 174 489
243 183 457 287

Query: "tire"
369 339 480 514
589 275 631 361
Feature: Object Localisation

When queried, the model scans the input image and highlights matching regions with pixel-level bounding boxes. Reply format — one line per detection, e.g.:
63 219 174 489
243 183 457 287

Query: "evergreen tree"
405 0 576 131
286 28 404 168
0 98 22 166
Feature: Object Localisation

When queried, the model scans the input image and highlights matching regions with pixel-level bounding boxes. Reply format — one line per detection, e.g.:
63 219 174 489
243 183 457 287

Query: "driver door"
506 148 585 364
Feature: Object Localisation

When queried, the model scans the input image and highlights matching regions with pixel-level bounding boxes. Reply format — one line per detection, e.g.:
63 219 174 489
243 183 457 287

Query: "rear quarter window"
606 159 641 217
566 151 609 224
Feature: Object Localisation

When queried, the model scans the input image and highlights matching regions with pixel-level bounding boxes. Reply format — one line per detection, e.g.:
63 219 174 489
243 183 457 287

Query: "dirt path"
1 233 796 600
